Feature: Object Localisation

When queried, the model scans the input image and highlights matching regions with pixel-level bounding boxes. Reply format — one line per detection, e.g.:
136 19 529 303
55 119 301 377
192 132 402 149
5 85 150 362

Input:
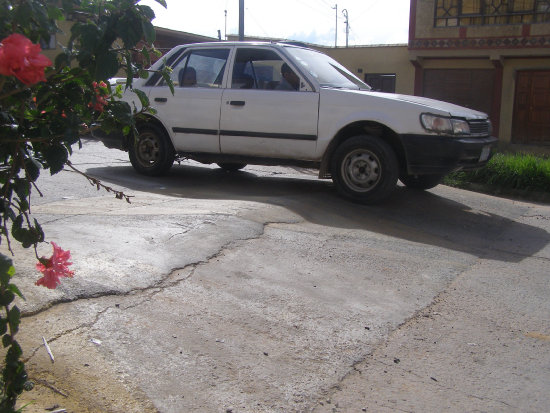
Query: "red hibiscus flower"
89 81 110 112
36 242 75 289
0 33 52 85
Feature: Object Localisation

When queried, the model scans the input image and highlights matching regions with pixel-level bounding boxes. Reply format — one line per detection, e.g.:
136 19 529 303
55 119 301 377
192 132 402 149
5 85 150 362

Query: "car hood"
338 89 488 119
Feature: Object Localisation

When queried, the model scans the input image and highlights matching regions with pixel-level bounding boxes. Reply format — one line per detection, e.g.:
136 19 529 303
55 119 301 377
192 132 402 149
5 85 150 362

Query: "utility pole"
239 0 244 41
224 10 227 40
332 4 337 47
342 9 349 47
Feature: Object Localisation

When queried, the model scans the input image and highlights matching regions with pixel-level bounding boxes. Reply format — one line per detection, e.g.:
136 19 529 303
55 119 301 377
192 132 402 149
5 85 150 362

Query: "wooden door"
513 70 550 144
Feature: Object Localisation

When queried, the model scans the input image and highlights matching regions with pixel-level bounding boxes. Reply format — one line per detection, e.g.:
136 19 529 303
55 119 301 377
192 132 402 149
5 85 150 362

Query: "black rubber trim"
220 130 317 141
172 127 218 135
171 127 318 141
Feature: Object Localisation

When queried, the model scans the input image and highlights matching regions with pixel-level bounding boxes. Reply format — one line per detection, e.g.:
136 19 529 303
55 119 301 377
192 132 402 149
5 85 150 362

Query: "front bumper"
400 134 498 175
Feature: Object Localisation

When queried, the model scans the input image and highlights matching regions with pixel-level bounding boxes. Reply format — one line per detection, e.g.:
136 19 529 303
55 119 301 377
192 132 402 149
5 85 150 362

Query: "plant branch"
65 161 133 203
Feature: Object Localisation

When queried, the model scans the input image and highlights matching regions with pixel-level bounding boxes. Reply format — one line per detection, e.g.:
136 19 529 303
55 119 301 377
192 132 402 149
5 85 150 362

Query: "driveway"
8 140 549 412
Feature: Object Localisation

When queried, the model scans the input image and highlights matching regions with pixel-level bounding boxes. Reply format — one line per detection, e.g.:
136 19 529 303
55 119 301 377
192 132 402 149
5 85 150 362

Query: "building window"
40 34 56 50
365 74 396 93
434 0 550 27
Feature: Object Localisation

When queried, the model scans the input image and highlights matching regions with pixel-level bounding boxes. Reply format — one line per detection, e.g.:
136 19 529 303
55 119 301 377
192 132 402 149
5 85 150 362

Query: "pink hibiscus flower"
0 33 52 85
36 242 75 289
89 81 110 112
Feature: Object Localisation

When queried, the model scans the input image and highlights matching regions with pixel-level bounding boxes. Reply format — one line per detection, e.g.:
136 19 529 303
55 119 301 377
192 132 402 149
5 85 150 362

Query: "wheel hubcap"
341 149 381 192
137 133 160 167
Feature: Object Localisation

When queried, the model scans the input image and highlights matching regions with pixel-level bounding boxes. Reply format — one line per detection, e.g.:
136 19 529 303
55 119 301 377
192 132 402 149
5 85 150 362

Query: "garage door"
423 69 495 116
512 70 550 144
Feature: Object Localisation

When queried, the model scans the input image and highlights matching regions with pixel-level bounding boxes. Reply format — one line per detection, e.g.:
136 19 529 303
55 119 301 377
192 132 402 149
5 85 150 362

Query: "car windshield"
285 46 371 91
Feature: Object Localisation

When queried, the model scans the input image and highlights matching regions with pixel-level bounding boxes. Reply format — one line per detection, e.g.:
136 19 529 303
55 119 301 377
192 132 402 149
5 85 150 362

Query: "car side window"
146 48 186 87
231 48 299 91
159 48 229 88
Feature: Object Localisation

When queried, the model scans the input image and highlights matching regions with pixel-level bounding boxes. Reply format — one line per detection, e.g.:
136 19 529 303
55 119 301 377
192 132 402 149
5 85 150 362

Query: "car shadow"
87 163 549 263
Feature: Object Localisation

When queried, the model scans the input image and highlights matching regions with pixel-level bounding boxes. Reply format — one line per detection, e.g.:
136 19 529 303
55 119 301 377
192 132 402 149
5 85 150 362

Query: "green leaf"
154 0 168 7
0 290 15 307
47 6 64 20
7 284 25 301
24 157 41 182
161 70 174 95
141 20 156 44
55 53 70 69
119 13 143 48
108 101 133 123
14 179 31 206
139 69 149 79
33 219 45 244
8 306 21 335
141 46 151 66
133 88 149 109
0 319 7 336
11 216 43 249
2 334 12 348
95 51 119 80
44 144 69 175
6 338 22 358
78 23 100 51
0 254 15 283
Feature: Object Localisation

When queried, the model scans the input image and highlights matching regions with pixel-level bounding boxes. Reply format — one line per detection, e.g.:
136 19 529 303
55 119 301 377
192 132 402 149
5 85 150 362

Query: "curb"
444 183 550 204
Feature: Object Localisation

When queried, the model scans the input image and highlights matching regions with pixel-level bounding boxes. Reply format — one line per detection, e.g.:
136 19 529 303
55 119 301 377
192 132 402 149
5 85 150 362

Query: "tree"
0 1 171 410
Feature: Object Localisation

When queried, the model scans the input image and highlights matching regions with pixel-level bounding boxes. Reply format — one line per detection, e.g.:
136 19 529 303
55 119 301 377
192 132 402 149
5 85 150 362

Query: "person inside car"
276 63 299 91
179 67 197 87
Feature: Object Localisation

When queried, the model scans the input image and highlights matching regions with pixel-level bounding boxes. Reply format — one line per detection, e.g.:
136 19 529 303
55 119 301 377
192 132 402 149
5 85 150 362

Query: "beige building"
320 45 414 95
409 0 550 148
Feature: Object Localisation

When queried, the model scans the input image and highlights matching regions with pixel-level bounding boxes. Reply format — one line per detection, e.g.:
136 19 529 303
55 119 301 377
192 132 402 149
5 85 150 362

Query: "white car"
98 42 497 203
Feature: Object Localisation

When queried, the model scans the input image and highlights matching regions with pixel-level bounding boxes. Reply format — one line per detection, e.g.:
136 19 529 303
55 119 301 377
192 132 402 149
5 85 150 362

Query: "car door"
147 47 231 153
219 47 319 159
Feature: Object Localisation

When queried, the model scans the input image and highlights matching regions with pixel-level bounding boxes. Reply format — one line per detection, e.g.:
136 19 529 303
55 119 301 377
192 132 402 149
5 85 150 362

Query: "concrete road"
6 140 549 412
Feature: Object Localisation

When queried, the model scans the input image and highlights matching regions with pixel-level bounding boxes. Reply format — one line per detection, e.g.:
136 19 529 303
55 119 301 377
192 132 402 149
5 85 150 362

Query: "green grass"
443 153 550 195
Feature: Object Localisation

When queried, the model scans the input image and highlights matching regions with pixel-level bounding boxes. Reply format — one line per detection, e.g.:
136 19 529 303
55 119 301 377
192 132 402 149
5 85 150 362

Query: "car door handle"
229 100 245 106
154 97 168 103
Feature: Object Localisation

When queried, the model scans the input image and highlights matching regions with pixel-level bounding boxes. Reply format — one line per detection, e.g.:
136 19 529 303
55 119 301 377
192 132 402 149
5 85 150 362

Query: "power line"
293 0 335 19
246 7 271 38
354 0 385 20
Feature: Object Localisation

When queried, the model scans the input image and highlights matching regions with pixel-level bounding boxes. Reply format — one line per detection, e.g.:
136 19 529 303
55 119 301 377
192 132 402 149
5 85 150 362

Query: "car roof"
176 41 312 51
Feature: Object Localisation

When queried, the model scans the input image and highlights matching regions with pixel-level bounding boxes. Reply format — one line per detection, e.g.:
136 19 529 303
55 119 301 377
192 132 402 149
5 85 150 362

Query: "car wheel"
331 135 398 203
128 124 175 176
399 173 444 190
217 162 247 171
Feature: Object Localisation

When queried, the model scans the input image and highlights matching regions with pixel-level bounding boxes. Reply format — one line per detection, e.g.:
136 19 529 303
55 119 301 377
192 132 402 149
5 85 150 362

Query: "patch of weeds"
444 153 550 197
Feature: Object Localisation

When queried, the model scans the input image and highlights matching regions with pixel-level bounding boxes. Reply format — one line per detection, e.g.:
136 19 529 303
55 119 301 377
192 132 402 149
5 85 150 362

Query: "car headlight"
421 114 470 136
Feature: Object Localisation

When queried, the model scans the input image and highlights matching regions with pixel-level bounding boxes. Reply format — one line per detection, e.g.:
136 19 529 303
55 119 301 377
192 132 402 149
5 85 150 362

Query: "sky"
139 0 411 47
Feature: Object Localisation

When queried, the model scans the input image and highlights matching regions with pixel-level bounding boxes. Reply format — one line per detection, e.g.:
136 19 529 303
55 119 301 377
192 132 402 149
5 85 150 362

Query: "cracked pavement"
4 140 549 412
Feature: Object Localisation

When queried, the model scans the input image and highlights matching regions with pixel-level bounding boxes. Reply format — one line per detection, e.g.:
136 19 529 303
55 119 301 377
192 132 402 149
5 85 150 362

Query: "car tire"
217 162 247 171
128 124 175 176
331 135 399 203
399 173 444 190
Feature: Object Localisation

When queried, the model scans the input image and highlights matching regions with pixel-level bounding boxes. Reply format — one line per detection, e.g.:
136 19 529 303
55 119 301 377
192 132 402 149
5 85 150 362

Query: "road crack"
21 219 295 363
312 258 518 412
